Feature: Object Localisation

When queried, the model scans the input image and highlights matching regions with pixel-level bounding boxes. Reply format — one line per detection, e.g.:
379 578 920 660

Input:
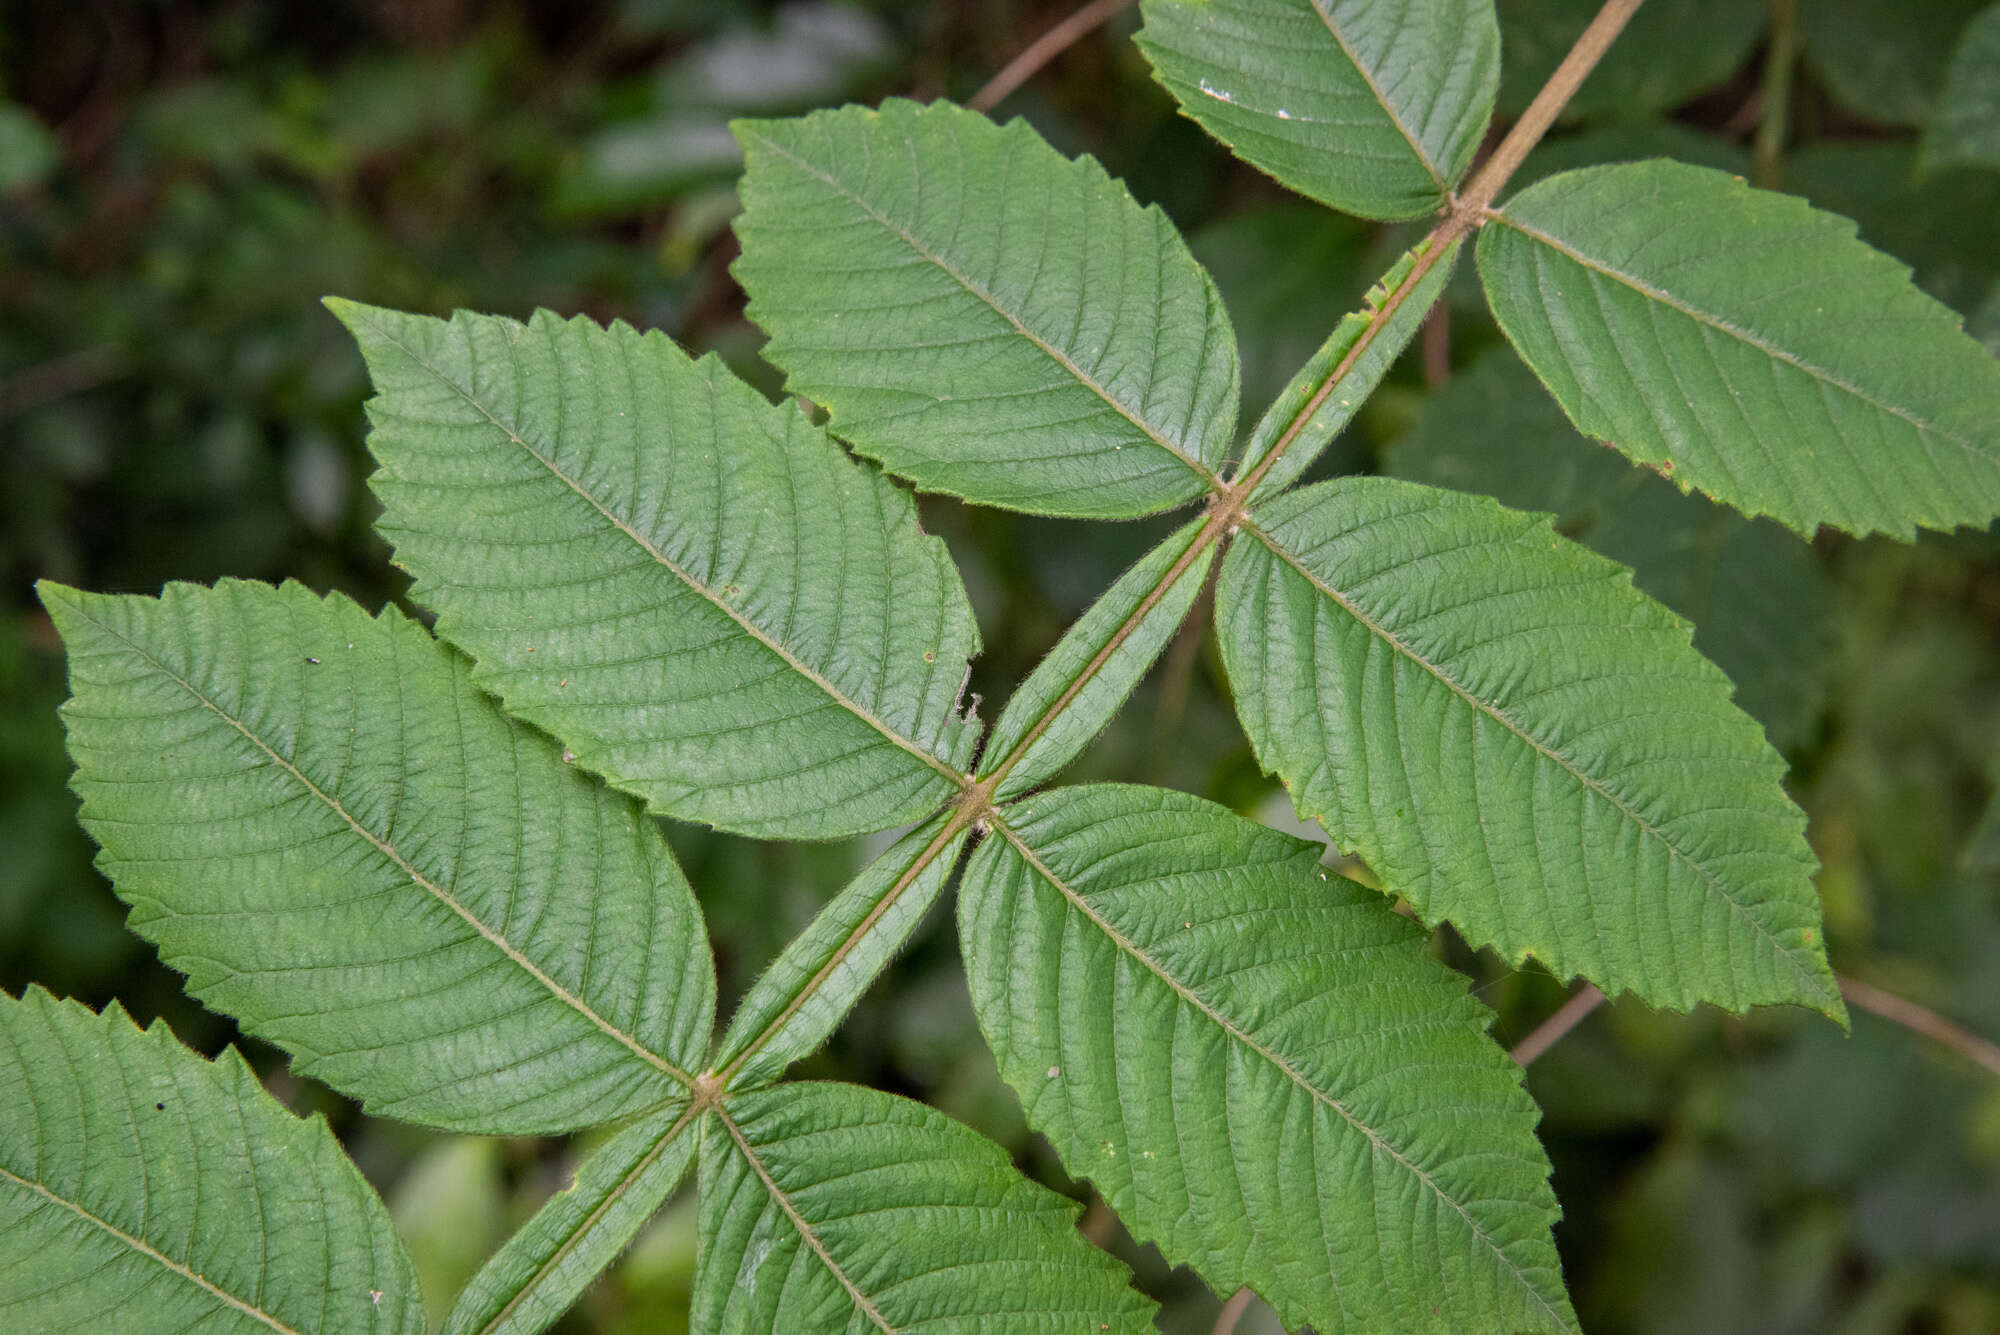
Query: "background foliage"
4 1 1998 1330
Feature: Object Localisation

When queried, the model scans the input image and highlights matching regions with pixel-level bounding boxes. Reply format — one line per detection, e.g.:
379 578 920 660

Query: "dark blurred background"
4 2 1999 1331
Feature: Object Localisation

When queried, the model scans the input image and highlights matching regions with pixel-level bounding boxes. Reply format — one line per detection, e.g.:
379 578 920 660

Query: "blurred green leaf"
1498 0 1763 123
1802 0 1989 127
391 1136 507 1330
0 102 55 190
1924 4 2000 174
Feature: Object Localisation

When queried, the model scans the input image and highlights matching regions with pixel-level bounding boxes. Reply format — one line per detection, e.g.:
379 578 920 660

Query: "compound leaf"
42 578 712 1133
1479 160 2000 538
330 299 981 840
0 986 423 1335
982 517 1215 798
696 1082 1155 1332
1216 478 1842 1016
960 785 1573 1335
1138 0 1499 220
712 816 968 1089
734 99 1237 519
443 1105 697 1335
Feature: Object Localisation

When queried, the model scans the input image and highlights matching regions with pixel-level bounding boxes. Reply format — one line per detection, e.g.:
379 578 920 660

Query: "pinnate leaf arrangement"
14 0 2000 1330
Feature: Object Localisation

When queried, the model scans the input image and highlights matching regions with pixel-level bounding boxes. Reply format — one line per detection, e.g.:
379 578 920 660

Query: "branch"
1452 0 1647 220
1840 973 2000 1080
968 0 1138 113
1211 1286 1257 1335
1509 985 1606 1065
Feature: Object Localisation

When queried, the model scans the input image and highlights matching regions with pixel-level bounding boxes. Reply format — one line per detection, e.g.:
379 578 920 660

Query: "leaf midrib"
1489 213 1996 469
715 1108 899 1334
64 597 696 1090
0 1165 302 1335
988 816 1567 1328
461 1103 695 1335
353 307 967 791
1309 0 1451 194
739 126 1225 494
1242 518 1829 1002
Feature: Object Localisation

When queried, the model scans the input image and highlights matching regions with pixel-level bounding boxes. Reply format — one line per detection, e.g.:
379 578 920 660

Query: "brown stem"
1510 985 1606 1065
968 0 1138 113
1211 1287 1257 1335
1421 302 1452 389
1453 0 1647 220
1840 974 2000 1080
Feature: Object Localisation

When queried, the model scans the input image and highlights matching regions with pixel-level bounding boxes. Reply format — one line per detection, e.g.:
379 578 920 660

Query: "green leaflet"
41 579 712 1133
1215 478 1842 1017
712 816 968 1089
1480 160 2000 538
1236 237 1459 499
695 1082 1155 1333
442 1106 697 1335
330 300 981 840
960 785 1573 1335
0 987 423 1335
733 99 1238 519
982 517 1215 798
1387 349 1836 752
1138 0 1498 221
1924 5 2000 175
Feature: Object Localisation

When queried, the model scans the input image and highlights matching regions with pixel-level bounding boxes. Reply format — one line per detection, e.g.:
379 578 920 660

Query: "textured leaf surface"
443 1106 696 1335
43 579 711 1132
1480 160 2000 537
1215 478 1841 1015
1925 5 2000 174
733 99 1237 518
1138 0 1498 220
1387 350 1836 750
696 1082 1154 1332
331 299 980 840
982 518 1214 798
713 817 967 1089
0 987 423 1335
960 785 1572 1335
1237 238 1457 498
